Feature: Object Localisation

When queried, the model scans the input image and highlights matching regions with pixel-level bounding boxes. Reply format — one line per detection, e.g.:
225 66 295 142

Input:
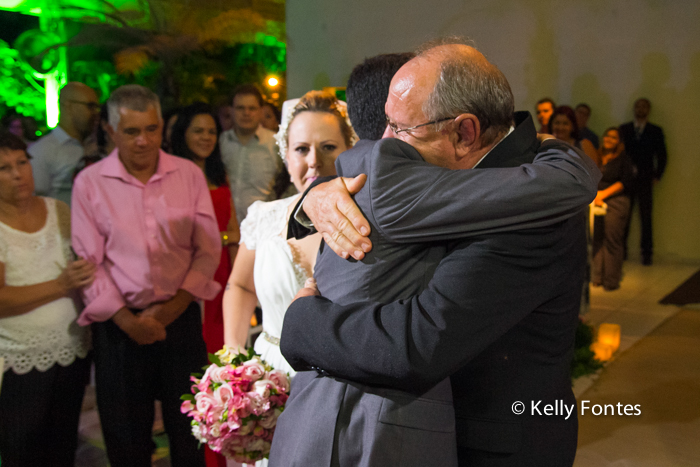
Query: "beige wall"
287 0 700 261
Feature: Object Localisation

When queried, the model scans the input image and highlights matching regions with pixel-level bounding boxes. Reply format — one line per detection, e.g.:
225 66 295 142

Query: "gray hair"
107 84 162 128
417 37 514 146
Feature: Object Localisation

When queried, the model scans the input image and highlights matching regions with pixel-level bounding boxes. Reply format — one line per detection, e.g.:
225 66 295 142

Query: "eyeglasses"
69 100 101 111
385 116 456 135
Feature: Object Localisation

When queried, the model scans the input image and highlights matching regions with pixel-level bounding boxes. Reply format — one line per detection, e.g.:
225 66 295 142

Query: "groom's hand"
292 278 320 303
303 175 373 260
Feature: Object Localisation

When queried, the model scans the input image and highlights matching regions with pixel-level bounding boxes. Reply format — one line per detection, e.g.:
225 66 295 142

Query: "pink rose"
209 365 234 383
240 360 266 382
195 391 215 414
246 391 271 415
196 392 224 423
268 369 290 394
214 383 234 406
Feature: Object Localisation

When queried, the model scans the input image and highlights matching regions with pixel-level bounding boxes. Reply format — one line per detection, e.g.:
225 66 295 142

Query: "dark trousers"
625 176 654 259
593 196 631 288
92 302 207 467
0 356 90 467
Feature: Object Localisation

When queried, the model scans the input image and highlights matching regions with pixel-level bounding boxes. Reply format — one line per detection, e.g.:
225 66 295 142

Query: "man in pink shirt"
72 85 221 467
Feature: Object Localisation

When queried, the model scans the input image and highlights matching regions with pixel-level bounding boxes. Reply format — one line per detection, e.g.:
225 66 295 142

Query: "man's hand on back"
292 278 320 303
303 175 373 260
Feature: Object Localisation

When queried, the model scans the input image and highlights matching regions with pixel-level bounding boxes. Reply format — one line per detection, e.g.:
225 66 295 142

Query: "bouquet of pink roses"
181 346 290 463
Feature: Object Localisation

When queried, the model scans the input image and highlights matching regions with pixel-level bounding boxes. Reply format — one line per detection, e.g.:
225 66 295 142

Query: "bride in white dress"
223 91 356 379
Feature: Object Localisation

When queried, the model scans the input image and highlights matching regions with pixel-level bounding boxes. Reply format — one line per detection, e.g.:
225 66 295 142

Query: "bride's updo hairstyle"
275 90 357 159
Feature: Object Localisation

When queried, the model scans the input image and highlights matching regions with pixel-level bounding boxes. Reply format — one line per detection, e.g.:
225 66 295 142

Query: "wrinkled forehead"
386 58 438 119
117 105 161 128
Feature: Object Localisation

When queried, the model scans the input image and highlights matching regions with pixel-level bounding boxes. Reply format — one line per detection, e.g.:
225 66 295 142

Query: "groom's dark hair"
346 52 415 140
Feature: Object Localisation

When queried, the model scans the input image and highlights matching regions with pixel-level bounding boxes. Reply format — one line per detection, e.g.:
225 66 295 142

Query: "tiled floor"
75 259 700 466
573 260 699 397
574 260 700 466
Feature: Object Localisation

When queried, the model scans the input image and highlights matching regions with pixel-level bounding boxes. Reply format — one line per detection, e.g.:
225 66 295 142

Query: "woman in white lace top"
0 132 96 467
223 91 356 379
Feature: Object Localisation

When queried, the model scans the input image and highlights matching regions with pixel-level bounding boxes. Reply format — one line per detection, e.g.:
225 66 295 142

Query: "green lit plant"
0 40 47 123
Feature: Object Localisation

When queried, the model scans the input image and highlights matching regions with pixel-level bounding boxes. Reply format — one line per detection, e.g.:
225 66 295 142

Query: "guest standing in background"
619 98 667 265
76 106 115 178
215 100 234 132
575 103 600 149
535 97 556 133
170 102 240 355
161 107 181 154
29 82 100 206
261 101 281 133
72 85 221 467
549 105 599 163
220 84 280 224
1 114 39 145
0 132 94 467
592 127 634 291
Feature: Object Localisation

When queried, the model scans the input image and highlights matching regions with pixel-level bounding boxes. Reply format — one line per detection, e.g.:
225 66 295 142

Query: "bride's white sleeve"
239 201 264 250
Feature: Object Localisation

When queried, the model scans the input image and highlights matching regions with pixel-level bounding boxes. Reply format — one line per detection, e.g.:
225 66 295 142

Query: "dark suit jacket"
619 121 667 180
278 113 597 466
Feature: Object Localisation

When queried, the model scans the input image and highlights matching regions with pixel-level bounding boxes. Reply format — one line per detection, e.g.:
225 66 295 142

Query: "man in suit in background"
620 98 667 265
275 40 600 466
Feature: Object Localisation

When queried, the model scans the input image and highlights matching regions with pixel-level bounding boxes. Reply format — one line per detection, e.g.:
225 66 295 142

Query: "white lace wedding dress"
239 195 309 378
237 196 309 467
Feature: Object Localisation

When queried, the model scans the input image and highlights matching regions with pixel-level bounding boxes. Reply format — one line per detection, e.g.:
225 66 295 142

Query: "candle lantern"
590 342 614 362
597 323 621 352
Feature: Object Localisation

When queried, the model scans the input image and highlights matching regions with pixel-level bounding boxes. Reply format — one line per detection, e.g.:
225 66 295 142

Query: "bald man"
29 82 100 205
272 40 598 467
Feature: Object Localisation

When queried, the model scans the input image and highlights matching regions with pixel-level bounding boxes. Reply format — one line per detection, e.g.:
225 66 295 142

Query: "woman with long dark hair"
591 127 634 290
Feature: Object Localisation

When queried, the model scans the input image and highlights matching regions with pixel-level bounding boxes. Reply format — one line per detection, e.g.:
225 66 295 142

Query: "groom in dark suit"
271 41 600 467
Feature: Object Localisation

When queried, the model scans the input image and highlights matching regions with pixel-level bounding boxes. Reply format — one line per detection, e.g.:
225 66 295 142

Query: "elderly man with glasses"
28 82 101 206
271 40 601 467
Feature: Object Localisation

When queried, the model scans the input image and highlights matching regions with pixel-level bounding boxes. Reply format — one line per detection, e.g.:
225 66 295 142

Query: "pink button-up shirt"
71 149 222 326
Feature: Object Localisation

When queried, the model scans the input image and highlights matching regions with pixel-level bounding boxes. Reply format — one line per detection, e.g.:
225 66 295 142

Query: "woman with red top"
171 103 240 467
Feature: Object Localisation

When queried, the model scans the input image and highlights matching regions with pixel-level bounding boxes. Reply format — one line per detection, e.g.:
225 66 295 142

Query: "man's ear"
453 114 481 157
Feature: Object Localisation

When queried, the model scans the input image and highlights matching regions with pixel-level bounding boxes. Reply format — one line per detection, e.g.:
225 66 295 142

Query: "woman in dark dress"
592 127 634 291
